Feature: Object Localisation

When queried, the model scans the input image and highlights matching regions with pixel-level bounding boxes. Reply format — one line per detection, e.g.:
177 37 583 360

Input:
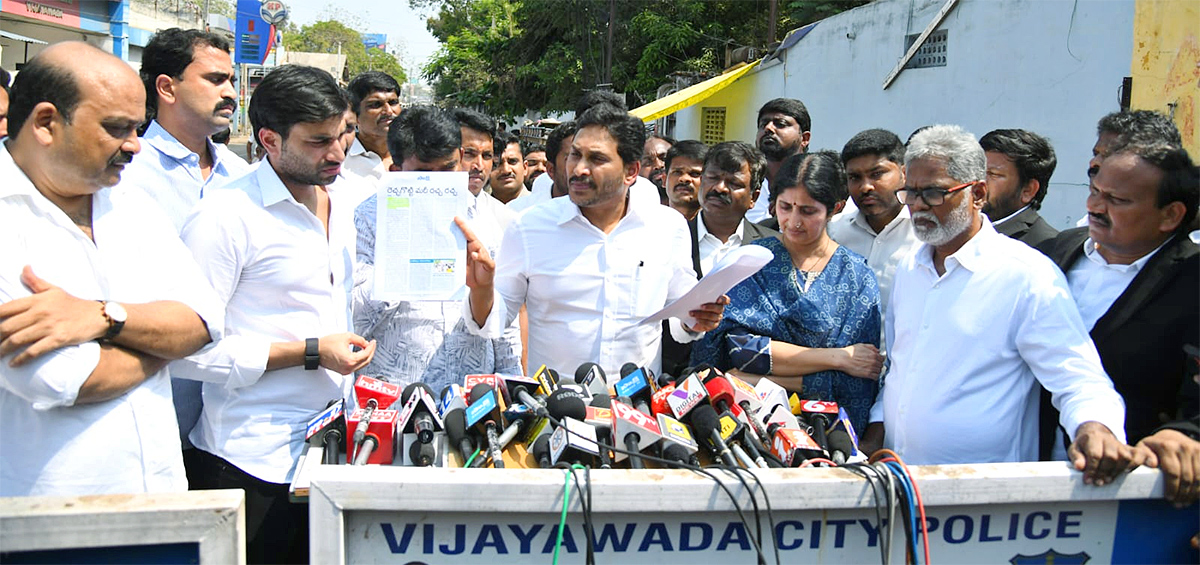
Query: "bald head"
8 42 143 140
7 41 145 195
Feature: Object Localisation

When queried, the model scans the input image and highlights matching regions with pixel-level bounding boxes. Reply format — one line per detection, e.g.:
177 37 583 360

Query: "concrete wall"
1131 0 1198 157
673 0 1136 229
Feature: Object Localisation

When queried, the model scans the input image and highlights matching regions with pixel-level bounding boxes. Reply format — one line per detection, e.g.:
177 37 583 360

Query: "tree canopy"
415 0 867 117
283 20 408 83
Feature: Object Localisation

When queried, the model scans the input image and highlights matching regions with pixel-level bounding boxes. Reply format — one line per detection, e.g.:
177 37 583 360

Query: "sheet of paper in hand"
373 171 472 301
639 245 773 328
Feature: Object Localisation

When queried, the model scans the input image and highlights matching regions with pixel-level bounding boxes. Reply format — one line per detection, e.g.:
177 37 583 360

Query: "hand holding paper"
641 245 773 328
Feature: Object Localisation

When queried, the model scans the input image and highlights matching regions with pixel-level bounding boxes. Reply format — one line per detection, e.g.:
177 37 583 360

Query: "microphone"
657 413 701 466
661 442 695 468
352 376 402 447
611 399 661 469
348 408 398 465
408 438 436 466
545 387 588 423
439 384 476 466
716 410 765 468
829 406 861 463
577 362 608 388
691 404 737 466
531 364 559 396
586 399 614 468
467 383 506 468
397 383 442 444
665 373 710 421
464 373 502 397
766 422 824 467
650 383 675 417
549 417 600 467
798 399 839 455
613 364 657 417
305 399 346 465
532 434 553 468
722 372 768 439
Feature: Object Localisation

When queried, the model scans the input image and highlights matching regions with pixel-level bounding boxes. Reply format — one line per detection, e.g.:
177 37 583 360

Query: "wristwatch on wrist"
100 301 127 342
304 338 320 370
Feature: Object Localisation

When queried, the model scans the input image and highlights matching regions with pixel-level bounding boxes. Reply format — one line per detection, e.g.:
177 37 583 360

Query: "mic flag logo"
465 390 498 428
667 375 707 418
718 414 740 441
1009 550 1090 565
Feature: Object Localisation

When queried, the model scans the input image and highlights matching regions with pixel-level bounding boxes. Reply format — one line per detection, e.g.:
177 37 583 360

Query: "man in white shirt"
869 124 1137 485
173 65 375 564
511 121 577 214
460 103 728 379
343 71 401 181
690 141 779 277
747 98 810 226
0 42 218 496
123 28 250 231
1039 140 1199 507
489 131 528 203
353 106 521 392
120 28 251 481
829 129 921 317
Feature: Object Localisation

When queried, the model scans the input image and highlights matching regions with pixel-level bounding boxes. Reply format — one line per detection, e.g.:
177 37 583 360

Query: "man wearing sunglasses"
865 125 1138 488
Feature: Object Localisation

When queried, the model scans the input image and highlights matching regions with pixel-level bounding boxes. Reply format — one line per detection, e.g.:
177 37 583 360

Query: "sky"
281 0 442 84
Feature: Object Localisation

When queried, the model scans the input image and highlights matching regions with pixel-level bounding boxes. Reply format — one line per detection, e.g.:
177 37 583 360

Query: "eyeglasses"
895 181 977 206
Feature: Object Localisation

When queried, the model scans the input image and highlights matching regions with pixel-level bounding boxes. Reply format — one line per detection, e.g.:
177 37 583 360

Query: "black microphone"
692 404 737 467
661 442 698 468
532 434 552 469
440 385 475 466
305 399 346 466
467 383 506 469
828 428 855 464
409 438 436 466
400 383 439 444
545 388 588 423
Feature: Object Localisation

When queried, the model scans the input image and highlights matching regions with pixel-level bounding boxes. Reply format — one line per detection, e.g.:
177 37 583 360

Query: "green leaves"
282 20 407 83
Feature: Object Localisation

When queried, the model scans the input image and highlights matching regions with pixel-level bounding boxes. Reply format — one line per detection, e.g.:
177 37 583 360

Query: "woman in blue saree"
691 150 883 433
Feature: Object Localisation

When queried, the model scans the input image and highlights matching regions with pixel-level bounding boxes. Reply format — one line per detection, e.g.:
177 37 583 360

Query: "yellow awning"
630 60 760 122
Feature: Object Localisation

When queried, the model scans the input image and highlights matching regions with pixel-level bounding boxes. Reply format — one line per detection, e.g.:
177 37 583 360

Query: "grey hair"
905 124 986 183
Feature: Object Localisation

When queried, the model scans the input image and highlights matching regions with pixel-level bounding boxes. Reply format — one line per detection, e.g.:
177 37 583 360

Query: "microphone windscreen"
690 404 720 437
409 439 435 466
703 375 735 406
444 409 468 444
546 388 587 422
662 443 691 465
402 382 422 403
620 363 638 378
827 428 855 455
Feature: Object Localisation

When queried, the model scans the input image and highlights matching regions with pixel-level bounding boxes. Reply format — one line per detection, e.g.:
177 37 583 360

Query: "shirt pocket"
615 257 671 319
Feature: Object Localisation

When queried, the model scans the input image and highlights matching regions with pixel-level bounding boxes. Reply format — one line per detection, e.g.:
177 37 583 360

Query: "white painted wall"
673 0 1136 229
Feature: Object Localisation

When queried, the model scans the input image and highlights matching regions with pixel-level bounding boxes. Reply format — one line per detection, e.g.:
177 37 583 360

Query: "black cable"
717 466 764 565
841 463 887 564
543 412 770 565
566 465 596 565
732 467 781 565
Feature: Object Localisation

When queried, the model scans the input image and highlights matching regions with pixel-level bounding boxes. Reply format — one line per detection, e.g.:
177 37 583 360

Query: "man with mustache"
1038 140 1199 509
123 28 249 231
664 140 707 220
172 65 374 563
522 142 548 190
641 134 674 204
344 71 401 181
489 131 528 203
664 141 778 376
510 121 578 214
979 128 1059 248
828 129 920 318
120 28 250 483
748 98 811 227
0 42 220 496
867 125 1137 484
459 103 728 378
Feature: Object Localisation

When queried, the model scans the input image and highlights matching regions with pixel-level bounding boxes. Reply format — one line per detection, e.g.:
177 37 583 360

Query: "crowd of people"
0 28 1197 562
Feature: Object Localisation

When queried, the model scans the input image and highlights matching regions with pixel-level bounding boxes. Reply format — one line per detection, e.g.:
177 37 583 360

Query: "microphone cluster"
303 364 864 469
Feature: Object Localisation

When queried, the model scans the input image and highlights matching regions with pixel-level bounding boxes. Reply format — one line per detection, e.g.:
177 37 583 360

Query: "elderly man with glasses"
862 125 1138 487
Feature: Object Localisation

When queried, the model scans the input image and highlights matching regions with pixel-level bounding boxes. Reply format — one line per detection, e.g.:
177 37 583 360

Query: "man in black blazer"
1038 140 1199 506
980 129 1059 248
662 141 779 376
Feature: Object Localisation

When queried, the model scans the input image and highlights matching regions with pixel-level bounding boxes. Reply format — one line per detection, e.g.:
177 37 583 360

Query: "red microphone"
348 408 398 465
650 384 675 417
352 376 401 448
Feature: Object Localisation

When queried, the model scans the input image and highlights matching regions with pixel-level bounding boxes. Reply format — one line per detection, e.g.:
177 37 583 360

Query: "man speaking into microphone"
457 103 728 379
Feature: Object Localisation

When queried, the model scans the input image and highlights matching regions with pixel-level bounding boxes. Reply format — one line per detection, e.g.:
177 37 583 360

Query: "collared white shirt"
343 136 386 182
876 218 1126 464
351 188 522 392
465 191 700 379
120 120 250 231
745 179 772 224
1066 237 1166 331
991 204 1032 229
173 160 356 484
0 143 223 496
332 170 379 211
695 211 744 275
827 207 921 317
